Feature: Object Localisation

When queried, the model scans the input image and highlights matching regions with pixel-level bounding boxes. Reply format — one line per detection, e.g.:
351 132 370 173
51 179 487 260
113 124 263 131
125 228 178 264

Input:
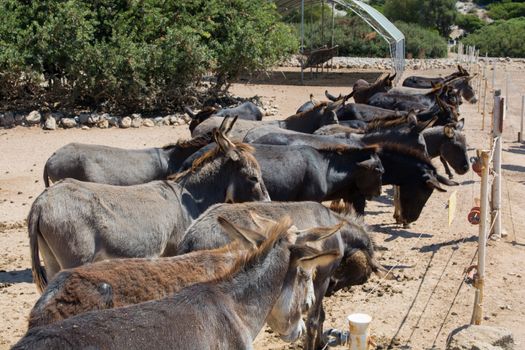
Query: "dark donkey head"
439 118 469 174
379 143 456 224
449 75 478 104
185 105 220 133
281 101 339 133
218 215 341 342
352 72 396 104
170 116 270 206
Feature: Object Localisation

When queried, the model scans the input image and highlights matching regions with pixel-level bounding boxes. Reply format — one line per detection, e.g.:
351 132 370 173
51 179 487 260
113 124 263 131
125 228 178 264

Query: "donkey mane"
210 217 293 283
162 134 212 150
285 102 328 120
378 142 434 167
365 115 409 131
315 143 380 155
168 142 256 182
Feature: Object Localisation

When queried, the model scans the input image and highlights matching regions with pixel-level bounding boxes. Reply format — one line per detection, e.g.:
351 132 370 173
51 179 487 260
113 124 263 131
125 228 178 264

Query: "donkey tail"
43 163 50 188
28 204 47 293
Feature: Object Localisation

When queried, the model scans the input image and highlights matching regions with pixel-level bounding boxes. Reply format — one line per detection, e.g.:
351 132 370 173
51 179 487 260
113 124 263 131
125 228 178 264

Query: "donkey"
185 101 263 133
391 75 477 104
422 119 469 179
178 201 385 350
350 72 396 104
367 84 462 112
402 65 470 88
180 142 384 215
14 217 341 350
28 122 270 292
28 216 342 333
191 101 340 140
42 134 212 187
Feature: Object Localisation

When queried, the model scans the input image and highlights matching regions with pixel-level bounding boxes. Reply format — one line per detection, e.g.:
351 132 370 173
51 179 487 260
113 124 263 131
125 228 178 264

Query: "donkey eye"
248 176 258 183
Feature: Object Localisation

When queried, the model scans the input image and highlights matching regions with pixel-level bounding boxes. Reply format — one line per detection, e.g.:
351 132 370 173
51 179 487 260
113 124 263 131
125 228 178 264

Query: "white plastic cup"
347 313 372 350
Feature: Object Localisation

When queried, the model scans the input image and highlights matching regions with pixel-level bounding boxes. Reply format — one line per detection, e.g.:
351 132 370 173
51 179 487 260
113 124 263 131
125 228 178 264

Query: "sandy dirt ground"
1 64 524 350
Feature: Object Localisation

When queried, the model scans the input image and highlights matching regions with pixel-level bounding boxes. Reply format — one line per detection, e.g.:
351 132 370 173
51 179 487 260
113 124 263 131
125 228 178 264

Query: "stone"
81 125 90 130
78 113 91 125
43 115 56 130
169 115 179 125
161 116 171 126
15 114 26 126
107 116 119 127
120 117 132 129
50 112 64 121
131 113 142 119
25 110 42 125
154 117 164 126
131 117 142 128
0 112 15 128
97 119 109 129
142 119 154 127
447 325 514 350
60 118 77 129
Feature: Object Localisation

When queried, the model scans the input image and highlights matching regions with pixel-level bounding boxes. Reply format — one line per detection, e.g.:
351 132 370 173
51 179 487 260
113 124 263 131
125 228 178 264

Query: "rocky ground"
1 62 524 349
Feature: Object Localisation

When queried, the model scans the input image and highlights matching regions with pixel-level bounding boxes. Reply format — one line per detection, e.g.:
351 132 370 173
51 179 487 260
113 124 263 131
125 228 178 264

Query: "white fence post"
491 90 503 239
471 150 490 325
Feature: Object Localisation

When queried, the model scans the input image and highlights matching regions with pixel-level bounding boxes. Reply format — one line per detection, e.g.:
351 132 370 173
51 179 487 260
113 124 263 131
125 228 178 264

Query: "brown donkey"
14 217 340 350
351 72 396 104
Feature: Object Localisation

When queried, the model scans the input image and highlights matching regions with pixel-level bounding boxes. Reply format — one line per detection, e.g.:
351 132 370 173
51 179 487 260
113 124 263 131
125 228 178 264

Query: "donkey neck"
281 110 321 133
379 151 430 186
220 244 290 340
322 151 360 198
422 127 446 158
176 159 232 217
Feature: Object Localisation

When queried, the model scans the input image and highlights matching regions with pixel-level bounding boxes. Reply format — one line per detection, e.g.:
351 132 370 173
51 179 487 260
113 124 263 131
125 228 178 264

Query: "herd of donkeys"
13 66 475 349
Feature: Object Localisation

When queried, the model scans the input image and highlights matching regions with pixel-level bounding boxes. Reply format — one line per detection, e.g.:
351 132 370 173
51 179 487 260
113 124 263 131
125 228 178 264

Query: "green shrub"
462 17 525 57
456 13 487 34
395 21 448 58
487 2 525 20
0 0 297 113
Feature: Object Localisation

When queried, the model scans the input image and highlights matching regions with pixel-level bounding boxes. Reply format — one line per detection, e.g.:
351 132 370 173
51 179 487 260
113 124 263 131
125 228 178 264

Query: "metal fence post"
519 96 525 142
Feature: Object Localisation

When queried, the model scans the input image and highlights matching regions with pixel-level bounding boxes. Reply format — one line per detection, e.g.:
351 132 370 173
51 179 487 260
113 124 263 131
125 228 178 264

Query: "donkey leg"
304 279 330 350
393 186 404 224
440 156 454 179
37 236 62 283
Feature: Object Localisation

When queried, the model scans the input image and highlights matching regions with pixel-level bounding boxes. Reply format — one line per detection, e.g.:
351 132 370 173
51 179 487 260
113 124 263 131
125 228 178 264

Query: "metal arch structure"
275 0 405 82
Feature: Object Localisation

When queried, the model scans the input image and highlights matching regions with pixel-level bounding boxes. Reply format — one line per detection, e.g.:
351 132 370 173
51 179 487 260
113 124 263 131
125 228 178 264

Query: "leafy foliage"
462 17 525 57
383 0 457 37
395 21 448 58
487 2 525 20
0 0 297 112
456 13 487 34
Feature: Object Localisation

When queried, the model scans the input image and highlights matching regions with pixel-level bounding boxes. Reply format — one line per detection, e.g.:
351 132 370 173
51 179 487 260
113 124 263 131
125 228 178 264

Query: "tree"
462 17 525 57
383 0 457 37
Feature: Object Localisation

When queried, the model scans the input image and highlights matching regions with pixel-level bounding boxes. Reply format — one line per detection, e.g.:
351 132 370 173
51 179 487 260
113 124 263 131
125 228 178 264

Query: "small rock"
131 117 142 128
15 114 25 126
142 119 154 127
120 117 132 129
81 125 90 130
447 325 514 350
25 110 42 125
97 119 109 129
107 116 120 127
78 113 91 125
0 112 15 128
131 113 142 119
60 118 77 129
43 115 56 130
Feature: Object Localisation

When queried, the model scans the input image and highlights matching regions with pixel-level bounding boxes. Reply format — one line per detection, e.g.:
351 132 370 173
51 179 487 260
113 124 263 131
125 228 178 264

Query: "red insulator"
468 207 481 225
471 157 483 177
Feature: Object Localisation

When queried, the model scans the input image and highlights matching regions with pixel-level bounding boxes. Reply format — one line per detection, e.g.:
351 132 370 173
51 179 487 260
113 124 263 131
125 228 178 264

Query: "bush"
0 0 298 113
287 15 447 59
395 21 448 58
462 17 525 57
487 2 525 20
456 13 487 34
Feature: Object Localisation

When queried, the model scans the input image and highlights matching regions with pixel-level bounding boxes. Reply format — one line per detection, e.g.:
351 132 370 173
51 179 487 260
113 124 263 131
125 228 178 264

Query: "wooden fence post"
519 95 524 142
491 90 504 238
471 150 490 325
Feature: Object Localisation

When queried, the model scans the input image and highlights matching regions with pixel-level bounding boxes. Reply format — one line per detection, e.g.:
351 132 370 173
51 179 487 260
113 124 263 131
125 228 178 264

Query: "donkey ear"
224 115 238 137
389 72 396 81
296 221 344 244
217 216 264 248
249 211 277 230
297 250 341 272
444 125 455 138
324 90 338 102
407 110 418 125
456 118 465 130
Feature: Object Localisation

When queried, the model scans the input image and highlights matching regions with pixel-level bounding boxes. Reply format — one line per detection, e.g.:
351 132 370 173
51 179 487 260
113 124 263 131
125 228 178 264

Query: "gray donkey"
14 217 340 350
43 133 212 187
28 118 270 292
178 201 384 350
